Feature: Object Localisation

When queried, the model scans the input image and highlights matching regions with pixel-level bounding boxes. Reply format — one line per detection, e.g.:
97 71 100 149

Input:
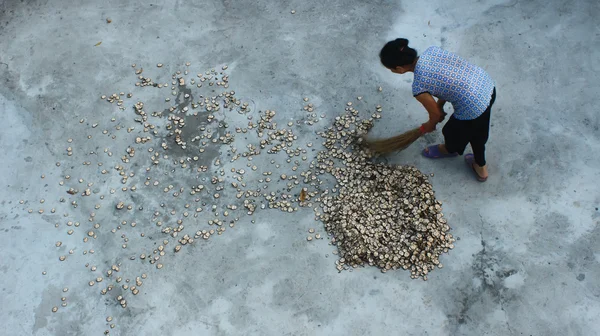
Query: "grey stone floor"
1 0 599 335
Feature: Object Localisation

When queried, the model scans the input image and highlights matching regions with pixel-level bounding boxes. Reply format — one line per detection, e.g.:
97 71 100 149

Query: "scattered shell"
29 62 452 308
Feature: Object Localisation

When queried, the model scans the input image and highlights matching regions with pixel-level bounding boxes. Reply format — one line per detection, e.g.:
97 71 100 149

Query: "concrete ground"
1 0 599 335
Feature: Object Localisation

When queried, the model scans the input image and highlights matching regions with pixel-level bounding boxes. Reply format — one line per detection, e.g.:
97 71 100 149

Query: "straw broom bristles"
365 125 425 153
366 111 448 154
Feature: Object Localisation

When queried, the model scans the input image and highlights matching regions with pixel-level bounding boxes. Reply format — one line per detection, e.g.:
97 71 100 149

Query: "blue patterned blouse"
412 46 495 120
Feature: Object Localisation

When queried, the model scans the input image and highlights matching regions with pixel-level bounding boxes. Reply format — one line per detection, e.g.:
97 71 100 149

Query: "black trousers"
442 88 496 167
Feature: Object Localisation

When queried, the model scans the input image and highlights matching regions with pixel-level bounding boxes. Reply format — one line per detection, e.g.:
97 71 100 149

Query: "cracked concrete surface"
1 0 599 335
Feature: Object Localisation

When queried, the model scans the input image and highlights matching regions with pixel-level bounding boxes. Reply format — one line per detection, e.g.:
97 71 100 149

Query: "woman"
379 38 496 182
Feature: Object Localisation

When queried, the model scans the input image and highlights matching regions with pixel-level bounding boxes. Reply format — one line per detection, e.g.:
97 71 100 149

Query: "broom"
364 125 426 153
365 112 447 154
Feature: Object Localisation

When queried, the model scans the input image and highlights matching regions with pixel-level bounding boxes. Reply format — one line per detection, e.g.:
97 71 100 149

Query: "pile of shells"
311 103 454 280
24 60 455 334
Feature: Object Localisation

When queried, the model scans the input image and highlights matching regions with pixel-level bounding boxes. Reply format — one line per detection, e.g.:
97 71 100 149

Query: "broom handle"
419 111 447 134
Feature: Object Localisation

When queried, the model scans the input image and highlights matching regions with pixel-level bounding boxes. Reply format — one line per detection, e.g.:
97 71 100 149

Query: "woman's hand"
415 92 444 126
437 99 446 110
439 111 448 122
415 93 449 133
421 120 437 133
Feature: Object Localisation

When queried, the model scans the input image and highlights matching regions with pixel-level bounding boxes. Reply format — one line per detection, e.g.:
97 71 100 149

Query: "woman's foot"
422 144 458 158
464 154 488 182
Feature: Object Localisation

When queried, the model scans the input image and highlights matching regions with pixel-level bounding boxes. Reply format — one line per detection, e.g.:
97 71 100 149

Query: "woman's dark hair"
379 38 418 69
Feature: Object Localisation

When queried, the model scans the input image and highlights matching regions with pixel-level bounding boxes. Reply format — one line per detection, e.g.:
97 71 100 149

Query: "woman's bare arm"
415 92 444 131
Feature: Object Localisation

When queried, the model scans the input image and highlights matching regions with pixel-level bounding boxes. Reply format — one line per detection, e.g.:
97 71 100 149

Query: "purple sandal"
464 154 487 182
422 145 459 159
